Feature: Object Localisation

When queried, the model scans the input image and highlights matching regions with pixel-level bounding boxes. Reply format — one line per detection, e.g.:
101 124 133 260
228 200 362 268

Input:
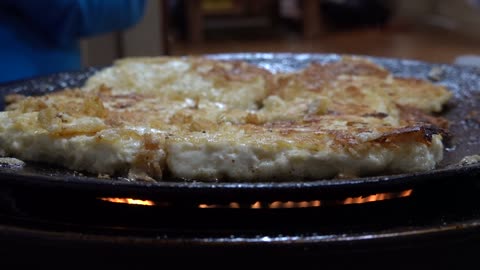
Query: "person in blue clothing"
0 0 146 83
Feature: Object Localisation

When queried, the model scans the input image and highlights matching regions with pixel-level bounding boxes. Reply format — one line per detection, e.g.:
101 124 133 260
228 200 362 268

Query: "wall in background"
80 0 166 67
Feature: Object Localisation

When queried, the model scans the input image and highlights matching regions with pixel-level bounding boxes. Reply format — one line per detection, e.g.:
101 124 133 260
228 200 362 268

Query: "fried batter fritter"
0 56 451 181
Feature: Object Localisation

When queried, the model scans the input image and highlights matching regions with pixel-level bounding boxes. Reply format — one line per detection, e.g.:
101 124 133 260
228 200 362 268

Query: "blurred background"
81 0 480 67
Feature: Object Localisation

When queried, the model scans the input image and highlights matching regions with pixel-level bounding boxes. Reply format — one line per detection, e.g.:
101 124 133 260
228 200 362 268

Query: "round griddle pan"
0 53 479 202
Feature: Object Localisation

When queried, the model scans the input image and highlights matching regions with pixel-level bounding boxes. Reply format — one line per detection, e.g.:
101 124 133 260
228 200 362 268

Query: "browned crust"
194 59 272 82
373 125 445 145
275 57 389 95
398 105 450 129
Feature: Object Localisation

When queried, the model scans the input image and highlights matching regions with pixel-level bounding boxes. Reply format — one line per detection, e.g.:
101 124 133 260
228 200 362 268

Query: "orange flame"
196 189 412 209
99 197 155 206
99 189 413 209
343 189 412 205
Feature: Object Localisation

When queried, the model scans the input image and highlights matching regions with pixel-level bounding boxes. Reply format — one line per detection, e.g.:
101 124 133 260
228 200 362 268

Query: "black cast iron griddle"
0 53 479 202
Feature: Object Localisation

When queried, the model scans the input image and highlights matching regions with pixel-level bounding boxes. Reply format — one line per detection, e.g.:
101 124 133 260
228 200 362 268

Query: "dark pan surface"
0 53 479 201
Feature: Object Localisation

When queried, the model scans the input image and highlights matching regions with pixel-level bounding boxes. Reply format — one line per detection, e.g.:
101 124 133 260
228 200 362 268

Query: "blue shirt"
0 0 146 83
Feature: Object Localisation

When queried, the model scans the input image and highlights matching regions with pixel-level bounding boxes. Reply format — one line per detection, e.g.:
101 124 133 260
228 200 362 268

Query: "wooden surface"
183 0 323 43
170 25 480 64
302 0 323 39
186 0 204 43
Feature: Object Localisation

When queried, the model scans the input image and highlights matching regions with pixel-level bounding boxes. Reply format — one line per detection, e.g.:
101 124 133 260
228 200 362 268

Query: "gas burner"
1 176 480 268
